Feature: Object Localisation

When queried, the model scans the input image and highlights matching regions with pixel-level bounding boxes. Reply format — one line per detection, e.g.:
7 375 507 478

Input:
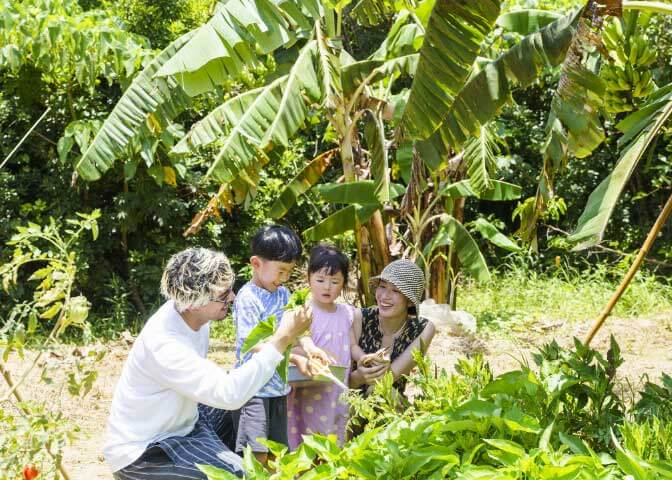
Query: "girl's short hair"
308 244 349 281
160 247 234 312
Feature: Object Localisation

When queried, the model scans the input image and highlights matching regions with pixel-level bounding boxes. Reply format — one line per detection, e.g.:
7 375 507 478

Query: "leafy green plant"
199 337 672 479
0 211 104 478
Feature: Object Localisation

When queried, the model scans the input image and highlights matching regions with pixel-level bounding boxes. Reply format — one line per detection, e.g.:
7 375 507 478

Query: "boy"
232 225 303 464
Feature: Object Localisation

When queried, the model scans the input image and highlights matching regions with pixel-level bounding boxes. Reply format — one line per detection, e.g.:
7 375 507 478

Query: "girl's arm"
388 321 436 381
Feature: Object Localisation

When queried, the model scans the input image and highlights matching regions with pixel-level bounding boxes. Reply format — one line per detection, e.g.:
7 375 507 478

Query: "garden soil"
2 312 672 479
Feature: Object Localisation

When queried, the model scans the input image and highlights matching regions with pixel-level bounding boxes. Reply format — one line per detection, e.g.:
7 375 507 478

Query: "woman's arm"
389 321 436 381
349 308 366 364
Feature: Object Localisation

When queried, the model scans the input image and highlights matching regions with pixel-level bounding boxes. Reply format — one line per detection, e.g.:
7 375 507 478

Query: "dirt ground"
2 311 672 479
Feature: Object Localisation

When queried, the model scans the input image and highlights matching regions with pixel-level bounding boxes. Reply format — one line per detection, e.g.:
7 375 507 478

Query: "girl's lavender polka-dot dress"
287 303 354 449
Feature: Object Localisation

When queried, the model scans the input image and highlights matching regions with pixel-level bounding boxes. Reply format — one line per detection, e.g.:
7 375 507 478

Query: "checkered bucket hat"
370 259 425 306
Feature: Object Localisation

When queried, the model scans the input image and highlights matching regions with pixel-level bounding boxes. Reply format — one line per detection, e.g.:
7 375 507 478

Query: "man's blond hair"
160 248 234 312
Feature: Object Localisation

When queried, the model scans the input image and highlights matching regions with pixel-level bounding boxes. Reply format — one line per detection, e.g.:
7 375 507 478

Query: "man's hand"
268 305 312 354
290 354 312 377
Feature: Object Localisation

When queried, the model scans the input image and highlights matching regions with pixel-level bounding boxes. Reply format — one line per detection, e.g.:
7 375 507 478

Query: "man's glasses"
212 287 234 306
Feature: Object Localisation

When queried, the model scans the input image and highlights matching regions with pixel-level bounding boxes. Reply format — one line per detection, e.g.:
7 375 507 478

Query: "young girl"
287 244 355 449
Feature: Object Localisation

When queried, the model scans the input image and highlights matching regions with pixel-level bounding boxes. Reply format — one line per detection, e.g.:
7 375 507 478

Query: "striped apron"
112 404 244 480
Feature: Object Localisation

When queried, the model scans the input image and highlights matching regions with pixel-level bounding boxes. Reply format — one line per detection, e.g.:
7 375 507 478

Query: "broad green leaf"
315 181 405 204
270 148 337 219
241 315 276 354
76 32 195 181
401 0 500 139
171 88 263 154
496 9 561 35
364 111 390 202
559 432 589 455
424 215 491 282
463 123 497 193
173 41 320 183
569 87 672 249
438 179 521 201
483 439 525 458
155 0 316 96
471 218 521 252
370 11 424 60
430 10 578 153
303 204 379 241
342 54 419 98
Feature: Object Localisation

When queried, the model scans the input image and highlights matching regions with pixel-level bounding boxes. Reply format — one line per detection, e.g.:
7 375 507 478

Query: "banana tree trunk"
368 210 390 274
340 122 375 305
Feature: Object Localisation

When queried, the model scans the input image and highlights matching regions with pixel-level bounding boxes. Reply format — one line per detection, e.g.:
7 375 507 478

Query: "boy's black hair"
250 225 302 262
308 244 349 281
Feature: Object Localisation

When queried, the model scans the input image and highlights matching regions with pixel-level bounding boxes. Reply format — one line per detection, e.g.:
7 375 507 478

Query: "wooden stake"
584 191 672 346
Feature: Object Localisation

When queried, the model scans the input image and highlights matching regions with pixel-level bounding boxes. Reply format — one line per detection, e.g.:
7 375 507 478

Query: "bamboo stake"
584 191 672 346
1 363 72 480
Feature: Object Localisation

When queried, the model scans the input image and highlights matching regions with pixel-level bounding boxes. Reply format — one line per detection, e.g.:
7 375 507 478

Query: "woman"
349 259 436 393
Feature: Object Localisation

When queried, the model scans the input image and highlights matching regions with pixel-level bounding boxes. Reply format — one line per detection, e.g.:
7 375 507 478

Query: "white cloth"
103 300 283 472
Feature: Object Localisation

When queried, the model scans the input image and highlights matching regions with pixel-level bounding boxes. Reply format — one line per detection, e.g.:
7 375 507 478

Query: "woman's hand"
356 362 389 385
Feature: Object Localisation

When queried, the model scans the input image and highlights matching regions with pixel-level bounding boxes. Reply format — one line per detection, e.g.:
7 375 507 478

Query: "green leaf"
364 111 390 202
438 179 521 201
568 87 672 249
155 0 316 96
429 10 579 153
270 148 337 219
424 215 491 282
76 31 195 181
40 302 63 319
241 315 276 354
303 204 379 241
173 41 321 183
315 181 404 204
401 0 501 139
463 123 497 193
558 432 589 455
470 218 521 252
496 9 561 35
342 54 419 97
483 439 525 458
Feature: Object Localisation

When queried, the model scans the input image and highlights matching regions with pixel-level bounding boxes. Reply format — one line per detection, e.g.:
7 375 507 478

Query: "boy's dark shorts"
232 395 288 453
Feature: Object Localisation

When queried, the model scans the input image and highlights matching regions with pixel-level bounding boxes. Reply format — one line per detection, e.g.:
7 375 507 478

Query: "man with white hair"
104 247 311 479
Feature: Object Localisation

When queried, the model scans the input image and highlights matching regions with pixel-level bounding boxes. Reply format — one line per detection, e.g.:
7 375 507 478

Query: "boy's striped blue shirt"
233 281 291 397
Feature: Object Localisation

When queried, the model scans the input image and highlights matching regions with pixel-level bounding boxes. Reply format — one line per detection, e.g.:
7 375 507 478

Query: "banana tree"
74 0 653 303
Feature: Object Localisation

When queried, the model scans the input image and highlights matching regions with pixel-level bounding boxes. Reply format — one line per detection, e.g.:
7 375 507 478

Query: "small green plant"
0 211 104 478
199 337 672 479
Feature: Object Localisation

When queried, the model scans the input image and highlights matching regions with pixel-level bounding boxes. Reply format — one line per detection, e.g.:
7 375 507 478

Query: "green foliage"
458 258 672 329
202 338 672 480
0 213 106 478
100 0 214 49
0 402 77 479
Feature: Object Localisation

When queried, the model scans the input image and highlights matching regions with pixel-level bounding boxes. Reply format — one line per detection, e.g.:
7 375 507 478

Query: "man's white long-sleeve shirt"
103 300 282 472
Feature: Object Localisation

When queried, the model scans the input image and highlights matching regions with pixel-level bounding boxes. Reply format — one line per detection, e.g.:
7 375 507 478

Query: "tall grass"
457 257 672 332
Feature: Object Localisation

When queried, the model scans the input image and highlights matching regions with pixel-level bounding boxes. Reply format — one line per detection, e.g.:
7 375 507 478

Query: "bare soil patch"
2 311 671 479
